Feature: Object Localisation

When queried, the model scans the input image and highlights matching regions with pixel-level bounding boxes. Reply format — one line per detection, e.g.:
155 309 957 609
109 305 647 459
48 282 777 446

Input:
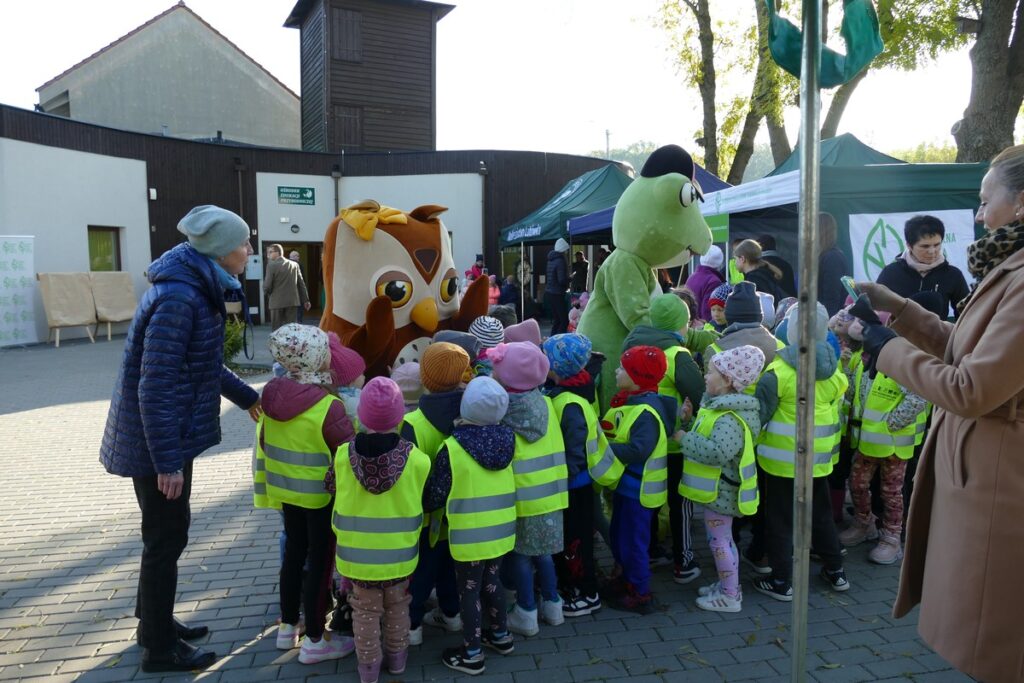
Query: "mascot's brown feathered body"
320 200 490 378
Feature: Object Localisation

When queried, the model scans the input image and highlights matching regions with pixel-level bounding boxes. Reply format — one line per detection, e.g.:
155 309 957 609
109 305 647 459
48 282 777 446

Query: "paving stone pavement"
0 330 969 682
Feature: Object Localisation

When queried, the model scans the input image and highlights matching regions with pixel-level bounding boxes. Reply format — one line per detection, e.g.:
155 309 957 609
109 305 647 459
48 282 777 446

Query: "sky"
0 0 988 159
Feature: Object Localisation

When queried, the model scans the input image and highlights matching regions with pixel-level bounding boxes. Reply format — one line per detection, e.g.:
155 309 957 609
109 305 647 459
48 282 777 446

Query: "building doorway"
277 242 324 323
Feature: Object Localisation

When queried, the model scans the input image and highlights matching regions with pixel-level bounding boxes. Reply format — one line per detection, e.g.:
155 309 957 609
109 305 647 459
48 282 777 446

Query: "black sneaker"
482 631 514 655
563 591 602 618
442 646 485 675
752 577 793 602
673 559 702 585
820 567 850 592
648 543 673 567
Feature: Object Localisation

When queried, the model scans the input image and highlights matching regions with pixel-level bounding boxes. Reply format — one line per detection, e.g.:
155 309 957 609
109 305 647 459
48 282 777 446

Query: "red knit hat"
620 345 667 390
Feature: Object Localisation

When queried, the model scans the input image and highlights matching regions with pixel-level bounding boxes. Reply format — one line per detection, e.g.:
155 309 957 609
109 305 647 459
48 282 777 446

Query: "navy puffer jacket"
100 243 258 477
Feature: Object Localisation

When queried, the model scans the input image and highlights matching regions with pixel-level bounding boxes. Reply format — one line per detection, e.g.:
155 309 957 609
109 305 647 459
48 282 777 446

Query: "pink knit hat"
488 341 550 391
503 318 542 346
328 332 366 386
710 345 766 392
357 377 406 432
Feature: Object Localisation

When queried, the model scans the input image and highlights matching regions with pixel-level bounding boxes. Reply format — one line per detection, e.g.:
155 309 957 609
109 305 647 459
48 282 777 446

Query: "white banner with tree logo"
0 236 38 347
848 209 976 284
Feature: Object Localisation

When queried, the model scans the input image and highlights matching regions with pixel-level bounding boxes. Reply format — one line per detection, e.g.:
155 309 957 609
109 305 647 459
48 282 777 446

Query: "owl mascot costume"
319 200 490 378
577 145 716 410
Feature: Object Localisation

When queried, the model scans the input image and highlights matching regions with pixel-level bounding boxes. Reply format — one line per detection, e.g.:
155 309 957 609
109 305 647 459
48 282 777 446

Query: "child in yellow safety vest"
334 377 430 683
704 283 732 334
258 324 356 664
423 377 517 676
827 307 865 524
603 345 675 614
679 345 765 613
749 303 850 601
838 320 928 566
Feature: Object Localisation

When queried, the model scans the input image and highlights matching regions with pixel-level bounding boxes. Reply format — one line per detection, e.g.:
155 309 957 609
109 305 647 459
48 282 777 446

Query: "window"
87 226 122 271
332 9 362 62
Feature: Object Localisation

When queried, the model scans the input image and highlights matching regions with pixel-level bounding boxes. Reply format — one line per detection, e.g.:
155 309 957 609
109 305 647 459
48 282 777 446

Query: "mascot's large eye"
679 182 698 208
375 270 414 308
439 268 458 303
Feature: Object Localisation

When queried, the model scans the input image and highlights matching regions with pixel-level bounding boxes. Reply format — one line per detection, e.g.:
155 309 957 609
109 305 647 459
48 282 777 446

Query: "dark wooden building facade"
284 0 452 153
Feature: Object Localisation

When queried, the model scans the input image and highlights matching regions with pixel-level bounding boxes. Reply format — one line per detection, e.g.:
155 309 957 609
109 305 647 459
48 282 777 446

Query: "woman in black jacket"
734 239 785 304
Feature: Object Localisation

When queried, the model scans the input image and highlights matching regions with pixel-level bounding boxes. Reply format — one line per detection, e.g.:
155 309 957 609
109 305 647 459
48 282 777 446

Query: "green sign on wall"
705 213 730 243
278 186 315 205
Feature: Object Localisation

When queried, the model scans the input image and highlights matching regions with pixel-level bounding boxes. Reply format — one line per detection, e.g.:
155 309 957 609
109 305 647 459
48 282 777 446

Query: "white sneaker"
423 607 462 632
276 621 304 650
697 581 722 597
298 633 355 664
506 604 539 637
408 625 423 646
695 589 742 613
540 597 564 626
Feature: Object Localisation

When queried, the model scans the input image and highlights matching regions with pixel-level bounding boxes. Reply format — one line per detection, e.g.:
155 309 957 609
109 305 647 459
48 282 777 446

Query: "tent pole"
520 241 525 320
791 1 823 682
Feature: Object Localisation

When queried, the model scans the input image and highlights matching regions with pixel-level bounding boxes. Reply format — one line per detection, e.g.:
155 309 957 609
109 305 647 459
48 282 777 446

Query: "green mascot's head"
612 145 714 266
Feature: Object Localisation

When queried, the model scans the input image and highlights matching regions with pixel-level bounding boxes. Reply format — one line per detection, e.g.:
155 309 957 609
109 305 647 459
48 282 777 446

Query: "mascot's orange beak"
411 298 439 332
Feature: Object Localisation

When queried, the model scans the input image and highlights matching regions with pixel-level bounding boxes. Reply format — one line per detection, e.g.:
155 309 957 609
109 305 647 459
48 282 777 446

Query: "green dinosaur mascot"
577 145 715 410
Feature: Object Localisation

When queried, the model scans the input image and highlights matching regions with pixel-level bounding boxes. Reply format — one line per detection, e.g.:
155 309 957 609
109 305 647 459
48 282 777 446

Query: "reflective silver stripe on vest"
589 447 617 480
264 444 329 468
516 478 569 502
739 487 758 503
859 431 918 447
681 472 716 492
586 438 599 454
764 420 840 438
449 520 517 546
513 452 566 475
757 446 835 467
333 513 423 534
336 544 418 566
254 457 266 472
740 462 756 481
861 408 888 422
643 479 668 495
265 471 326 494
449 492 517 515
253 482 267 495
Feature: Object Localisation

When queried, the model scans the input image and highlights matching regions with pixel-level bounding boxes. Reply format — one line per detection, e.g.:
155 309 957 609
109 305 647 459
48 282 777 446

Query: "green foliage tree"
885 141 958 163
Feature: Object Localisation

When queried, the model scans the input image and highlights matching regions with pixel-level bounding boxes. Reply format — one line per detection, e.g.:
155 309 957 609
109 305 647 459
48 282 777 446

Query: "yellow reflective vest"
679 408 759 515
840 349 864 439
853 367 928 460
657 346 691 453
603 403 669 509
252 432 281 510
333 443 430 581
261 394 337 509
445 438 517 562
511 397 569 517
551 390 608 486
756 358 847 478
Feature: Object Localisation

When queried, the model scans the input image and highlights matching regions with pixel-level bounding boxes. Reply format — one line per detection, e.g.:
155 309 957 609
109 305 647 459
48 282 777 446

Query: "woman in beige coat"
857 145 1024 683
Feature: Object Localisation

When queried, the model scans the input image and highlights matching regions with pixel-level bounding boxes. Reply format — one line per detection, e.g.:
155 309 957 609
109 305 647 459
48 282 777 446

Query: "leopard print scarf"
959 220 1024 312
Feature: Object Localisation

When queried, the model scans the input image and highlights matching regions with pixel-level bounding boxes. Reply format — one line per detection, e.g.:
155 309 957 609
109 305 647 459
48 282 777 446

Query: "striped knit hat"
469 316 505 349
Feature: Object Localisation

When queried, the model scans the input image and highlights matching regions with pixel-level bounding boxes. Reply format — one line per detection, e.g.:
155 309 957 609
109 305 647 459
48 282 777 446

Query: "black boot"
141 639 216 673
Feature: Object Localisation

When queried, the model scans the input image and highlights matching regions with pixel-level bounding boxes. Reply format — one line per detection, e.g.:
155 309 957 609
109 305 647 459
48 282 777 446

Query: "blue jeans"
502 552 558 611
408 529 459 627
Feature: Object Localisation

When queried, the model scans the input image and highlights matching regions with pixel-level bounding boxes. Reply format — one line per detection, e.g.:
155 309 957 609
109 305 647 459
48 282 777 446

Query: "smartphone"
841 276 859 299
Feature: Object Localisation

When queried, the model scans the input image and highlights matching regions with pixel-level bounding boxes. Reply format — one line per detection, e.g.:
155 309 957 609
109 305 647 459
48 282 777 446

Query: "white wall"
255 171 484 317
0 139 151 343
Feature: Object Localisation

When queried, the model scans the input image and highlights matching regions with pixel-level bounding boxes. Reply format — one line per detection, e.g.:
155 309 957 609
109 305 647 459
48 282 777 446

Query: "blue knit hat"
177 205 250 258
708 283 733 309
541 333 592 379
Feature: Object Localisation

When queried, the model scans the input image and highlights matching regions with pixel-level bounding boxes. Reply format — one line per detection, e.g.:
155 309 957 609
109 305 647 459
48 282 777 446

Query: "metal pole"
791 1 823 681
520 241 525 320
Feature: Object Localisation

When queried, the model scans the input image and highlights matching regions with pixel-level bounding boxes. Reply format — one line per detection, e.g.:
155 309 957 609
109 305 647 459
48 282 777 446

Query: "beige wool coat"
263 257 309 310
878 247 1024 683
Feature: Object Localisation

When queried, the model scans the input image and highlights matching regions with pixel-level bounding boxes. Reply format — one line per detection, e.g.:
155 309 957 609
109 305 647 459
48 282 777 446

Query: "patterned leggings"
849 452 908 536
349 580 411 668
454 559 507 652
703 509 739 599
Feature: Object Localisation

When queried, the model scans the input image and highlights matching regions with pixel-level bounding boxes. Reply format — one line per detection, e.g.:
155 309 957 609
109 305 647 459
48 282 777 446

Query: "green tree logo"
862 218 904 281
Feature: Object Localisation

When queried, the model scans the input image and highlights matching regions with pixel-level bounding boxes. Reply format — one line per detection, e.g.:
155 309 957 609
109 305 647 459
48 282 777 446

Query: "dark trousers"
556 484 598 596
609 493 654 595
545 292 569 336
133 461 193 652
664 455 695 566
408 529 459 627
280 502 336 640
269 307 292 331
454 559 506 652
764 473 843 584
742 465 770 560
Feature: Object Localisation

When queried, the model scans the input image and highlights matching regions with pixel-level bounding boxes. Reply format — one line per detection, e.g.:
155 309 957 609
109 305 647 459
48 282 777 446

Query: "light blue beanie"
461 376 509 425
177 205 250 258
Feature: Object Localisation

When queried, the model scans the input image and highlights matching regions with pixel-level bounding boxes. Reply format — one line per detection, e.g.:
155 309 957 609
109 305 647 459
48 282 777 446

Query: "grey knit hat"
177 205 250 258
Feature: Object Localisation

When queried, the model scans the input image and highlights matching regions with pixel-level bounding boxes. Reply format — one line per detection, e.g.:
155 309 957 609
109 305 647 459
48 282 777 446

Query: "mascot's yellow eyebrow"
341 204 408 241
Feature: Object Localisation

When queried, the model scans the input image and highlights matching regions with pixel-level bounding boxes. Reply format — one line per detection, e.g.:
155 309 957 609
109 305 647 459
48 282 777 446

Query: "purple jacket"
685 265 725 321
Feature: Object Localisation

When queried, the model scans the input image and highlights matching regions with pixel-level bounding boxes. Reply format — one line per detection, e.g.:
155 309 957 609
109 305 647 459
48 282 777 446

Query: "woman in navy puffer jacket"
100 206 259 673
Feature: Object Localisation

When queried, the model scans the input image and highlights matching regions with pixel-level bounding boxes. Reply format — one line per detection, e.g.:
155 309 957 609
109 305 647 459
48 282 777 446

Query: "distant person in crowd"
817 213 853 316
488 274 501 307
498 275 522 321
875 215 969 319
593 247 611 280
570 250 589 292
852 144 1024 683
545 238 571 335
685 244 726 321
466 254 485 281
757 234 797 298
264 243 310 330
733 239 785 303
657 268 675 293
100 205 260 673
288 250 305 322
